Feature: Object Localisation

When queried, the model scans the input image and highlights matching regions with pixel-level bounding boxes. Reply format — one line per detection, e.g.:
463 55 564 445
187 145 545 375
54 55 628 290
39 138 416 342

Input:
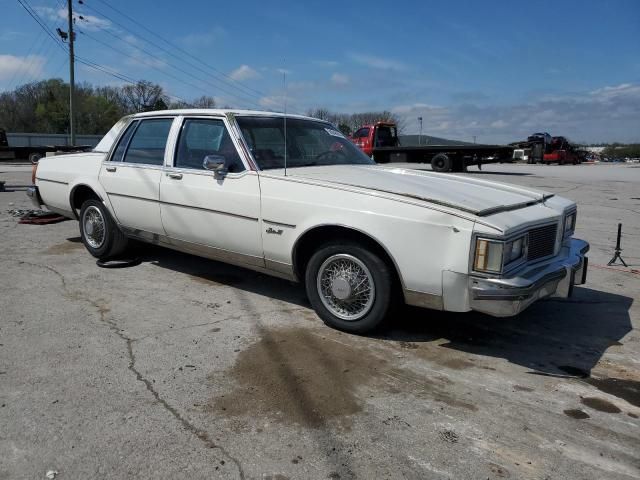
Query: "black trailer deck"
371 144 514 172
0 129 92 163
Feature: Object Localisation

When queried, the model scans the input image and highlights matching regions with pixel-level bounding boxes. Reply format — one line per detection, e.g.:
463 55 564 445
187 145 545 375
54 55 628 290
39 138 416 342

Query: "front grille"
527 224 558 261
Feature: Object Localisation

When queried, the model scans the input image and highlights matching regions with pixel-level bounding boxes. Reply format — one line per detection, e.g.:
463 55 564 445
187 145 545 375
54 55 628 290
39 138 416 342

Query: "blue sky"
1 0 639 143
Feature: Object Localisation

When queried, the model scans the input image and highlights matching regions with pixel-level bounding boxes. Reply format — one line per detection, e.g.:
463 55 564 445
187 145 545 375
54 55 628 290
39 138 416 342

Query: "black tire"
79 199 128 260
305 241 395 333
431 153 451 172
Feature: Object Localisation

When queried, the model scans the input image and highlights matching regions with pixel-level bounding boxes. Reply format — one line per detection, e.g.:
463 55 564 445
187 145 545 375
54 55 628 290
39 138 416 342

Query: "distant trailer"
0 129 95 163
350 122 514 172
371 144 515 172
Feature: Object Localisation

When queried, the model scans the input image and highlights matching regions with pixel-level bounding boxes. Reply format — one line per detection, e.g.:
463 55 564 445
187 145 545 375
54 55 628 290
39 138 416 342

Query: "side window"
122 118 173 166
110 120 138 162
355 127 369 139
176 118 245 173
240 126 285 169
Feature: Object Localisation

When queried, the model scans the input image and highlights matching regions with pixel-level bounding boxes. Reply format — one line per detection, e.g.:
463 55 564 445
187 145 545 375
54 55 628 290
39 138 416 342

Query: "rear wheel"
79 199 128 260
305 242 394 333
431 153 451 172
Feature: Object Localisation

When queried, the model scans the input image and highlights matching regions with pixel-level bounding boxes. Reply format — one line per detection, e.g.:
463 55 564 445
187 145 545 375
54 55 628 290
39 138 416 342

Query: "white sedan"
28 109 589 333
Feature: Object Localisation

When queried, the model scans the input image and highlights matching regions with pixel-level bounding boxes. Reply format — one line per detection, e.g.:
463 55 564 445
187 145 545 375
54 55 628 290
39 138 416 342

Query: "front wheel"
305 242 395 333
79 199 128 260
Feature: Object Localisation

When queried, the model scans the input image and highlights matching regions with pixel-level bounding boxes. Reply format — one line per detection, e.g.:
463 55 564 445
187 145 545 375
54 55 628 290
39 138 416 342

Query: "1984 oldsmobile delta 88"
28 110 589 332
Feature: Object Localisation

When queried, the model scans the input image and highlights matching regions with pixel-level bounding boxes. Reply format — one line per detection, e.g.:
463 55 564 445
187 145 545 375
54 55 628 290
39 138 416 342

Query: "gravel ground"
1 161 639 480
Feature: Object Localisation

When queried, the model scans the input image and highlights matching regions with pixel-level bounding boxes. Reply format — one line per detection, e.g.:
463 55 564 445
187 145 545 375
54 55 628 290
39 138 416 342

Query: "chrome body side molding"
119 226 296 281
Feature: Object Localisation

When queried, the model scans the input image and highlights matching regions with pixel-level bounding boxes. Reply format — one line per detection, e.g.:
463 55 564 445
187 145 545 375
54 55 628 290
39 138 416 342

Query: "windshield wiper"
291 162 318 168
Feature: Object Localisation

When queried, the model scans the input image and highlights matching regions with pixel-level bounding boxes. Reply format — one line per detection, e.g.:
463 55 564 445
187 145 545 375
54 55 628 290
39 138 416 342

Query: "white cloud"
348 53 406 71
75 11 111 31
258 95 285 109
330 73 350 87
0 54 45 80
590 83 640 101
35 6 111 31
180 28 226 46
392 103 441 114
229 65 259 81
392 83 640 143
0 31 23 41
314 60 339 68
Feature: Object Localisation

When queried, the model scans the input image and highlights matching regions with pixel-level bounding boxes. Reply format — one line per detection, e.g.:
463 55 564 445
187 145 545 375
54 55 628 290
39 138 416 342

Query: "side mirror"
203 154 228 179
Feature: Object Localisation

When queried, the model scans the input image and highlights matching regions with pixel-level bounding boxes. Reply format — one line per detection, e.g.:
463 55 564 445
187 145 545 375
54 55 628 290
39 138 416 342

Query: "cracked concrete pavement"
1 162 639 479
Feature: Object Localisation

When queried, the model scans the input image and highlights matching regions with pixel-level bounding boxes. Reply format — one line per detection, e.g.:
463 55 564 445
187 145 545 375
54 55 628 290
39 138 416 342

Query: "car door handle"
167 173 183 180
105 166 117 172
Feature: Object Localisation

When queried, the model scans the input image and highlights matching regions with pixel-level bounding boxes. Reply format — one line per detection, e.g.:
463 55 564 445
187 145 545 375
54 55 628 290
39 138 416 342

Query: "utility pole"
67 0 76 146
473 135 477 144
418 116 423 146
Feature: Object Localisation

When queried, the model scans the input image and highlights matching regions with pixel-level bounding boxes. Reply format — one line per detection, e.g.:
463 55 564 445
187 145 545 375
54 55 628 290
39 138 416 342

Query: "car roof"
132 109 320 122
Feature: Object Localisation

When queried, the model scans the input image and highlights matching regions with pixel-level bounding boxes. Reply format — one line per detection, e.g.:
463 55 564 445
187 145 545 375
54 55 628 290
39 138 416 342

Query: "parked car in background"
28 110 589 333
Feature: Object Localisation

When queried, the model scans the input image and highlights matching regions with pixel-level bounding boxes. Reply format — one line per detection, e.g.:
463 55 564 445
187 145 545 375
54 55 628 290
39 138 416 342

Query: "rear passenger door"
99 117 174 235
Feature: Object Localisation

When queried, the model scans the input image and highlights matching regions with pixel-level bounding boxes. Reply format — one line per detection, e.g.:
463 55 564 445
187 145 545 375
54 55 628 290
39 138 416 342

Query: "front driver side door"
159 116 263 268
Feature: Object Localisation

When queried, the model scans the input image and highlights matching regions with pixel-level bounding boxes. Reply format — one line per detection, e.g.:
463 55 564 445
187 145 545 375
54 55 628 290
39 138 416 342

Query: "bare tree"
121 80 167 112
306 107 405 134
192 95 216 108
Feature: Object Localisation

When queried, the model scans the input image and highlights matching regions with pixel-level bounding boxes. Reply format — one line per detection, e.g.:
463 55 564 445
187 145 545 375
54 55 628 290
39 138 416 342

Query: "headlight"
474 235 527 274
505 235 527 264
474 238 504 273
564 211 576 237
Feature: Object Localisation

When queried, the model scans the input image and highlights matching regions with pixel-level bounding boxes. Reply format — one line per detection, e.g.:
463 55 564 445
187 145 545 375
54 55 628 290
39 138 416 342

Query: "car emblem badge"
266 227 283 235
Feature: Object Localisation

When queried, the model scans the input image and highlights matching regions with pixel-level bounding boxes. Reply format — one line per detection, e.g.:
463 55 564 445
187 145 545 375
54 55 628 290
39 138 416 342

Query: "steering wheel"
315 149 347 162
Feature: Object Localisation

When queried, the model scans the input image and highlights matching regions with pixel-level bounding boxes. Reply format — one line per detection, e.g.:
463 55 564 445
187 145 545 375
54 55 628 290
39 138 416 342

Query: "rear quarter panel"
36 152 108 216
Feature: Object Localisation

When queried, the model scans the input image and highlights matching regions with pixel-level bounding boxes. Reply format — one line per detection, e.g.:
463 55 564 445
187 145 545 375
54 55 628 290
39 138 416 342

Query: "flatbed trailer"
350 122 513 172
0 129 92 163
371 144 514 172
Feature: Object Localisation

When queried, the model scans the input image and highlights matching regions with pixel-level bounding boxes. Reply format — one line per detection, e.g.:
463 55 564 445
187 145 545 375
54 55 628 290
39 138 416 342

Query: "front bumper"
469 238 589 317
26 185 43 208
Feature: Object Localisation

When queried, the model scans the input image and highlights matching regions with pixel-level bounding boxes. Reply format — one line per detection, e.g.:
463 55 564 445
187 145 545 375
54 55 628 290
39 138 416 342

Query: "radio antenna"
283 66 287 177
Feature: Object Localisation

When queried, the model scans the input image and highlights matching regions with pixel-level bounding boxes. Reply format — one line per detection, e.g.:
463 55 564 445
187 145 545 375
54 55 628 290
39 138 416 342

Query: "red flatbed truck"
542 136 580 165
350 122 514 172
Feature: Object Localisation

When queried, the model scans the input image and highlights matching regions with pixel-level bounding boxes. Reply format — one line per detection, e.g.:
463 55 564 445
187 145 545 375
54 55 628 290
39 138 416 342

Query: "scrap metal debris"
8 209 67 225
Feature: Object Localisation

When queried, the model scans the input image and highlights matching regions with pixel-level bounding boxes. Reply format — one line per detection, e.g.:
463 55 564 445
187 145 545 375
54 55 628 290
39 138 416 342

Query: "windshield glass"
236 116 374 170
94 116 131 153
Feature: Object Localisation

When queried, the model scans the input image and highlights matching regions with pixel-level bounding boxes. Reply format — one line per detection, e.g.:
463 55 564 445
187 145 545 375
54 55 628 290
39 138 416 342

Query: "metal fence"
7 133 103 147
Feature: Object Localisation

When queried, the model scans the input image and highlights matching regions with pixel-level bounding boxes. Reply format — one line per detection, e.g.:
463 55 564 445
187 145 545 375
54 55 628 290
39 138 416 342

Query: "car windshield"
236 116 375 170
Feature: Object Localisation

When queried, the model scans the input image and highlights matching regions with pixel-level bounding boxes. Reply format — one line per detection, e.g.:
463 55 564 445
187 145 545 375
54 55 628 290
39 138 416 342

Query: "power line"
14 0 188 105
6 23 45 90
82 0 267 100
76 29 253 107
77 26 264 109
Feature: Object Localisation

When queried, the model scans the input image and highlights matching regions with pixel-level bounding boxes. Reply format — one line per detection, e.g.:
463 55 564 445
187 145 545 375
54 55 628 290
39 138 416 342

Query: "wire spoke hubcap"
317 254 375 321
83 206 105 249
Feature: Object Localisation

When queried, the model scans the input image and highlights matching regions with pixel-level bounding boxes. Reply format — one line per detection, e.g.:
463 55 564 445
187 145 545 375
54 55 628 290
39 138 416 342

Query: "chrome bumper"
26 185 43 208
469 238 589 317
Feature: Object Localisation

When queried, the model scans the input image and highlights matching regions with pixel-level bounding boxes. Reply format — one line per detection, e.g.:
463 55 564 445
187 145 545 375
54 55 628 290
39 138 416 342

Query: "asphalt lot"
1 162 639 479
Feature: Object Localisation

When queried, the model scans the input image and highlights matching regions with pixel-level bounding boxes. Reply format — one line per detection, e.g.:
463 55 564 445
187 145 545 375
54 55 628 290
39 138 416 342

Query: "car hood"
285 165 554 217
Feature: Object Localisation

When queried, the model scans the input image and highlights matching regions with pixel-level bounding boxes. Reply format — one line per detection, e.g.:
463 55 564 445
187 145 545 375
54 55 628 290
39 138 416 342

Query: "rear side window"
354 127 369 138
111 121 138 162
122 118 173 166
